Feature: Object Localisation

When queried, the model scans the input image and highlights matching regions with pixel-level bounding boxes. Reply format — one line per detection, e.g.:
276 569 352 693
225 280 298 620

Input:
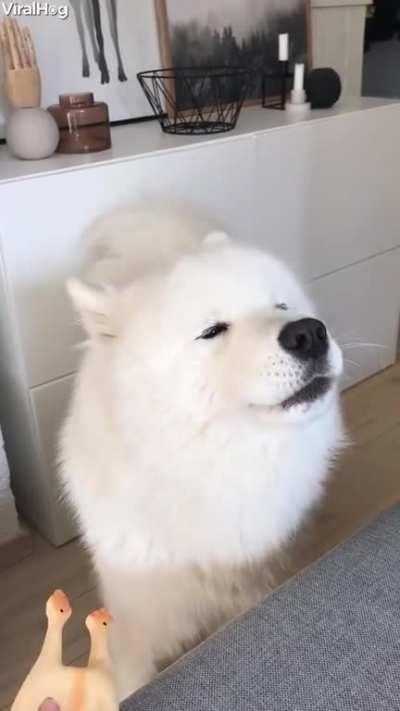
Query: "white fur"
59 205 344 699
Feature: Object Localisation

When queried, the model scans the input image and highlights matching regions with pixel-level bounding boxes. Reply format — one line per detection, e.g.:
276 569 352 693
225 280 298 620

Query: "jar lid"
59 92 94 107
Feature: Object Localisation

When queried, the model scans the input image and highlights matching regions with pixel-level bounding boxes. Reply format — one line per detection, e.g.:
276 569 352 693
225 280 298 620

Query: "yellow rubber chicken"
11 590 118 711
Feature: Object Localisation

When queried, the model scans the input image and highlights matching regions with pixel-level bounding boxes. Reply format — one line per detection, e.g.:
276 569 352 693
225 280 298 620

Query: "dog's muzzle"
278 318 332 409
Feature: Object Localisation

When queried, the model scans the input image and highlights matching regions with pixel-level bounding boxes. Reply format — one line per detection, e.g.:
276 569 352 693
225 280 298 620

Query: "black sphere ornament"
305 68 342 109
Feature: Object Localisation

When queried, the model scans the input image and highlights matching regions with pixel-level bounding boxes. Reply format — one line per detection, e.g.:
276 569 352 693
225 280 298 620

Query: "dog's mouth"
281 376 332 409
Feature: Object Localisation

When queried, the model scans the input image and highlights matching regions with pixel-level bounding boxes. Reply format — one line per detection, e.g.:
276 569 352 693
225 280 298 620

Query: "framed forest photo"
155 0 312 107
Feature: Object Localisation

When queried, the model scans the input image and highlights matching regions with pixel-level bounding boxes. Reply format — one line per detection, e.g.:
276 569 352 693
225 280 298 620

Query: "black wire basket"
137 66 254 135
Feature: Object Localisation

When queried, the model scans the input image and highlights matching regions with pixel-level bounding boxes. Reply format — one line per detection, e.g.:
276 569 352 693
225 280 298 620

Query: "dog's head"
68 233 342 427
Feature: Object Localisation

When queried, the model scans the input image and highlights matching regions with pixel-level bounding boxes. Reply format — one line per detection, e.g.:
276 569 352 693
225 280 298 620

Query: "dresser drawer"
29 373 77 545
253 107 400 280
14 250 400 545
0 135 254 387
308 248 400 389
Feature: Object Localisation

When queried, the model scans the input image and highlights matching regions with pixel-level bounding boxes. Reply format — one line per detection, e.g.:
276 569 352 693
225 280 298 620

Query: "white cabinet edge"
311 0 372 7
0 100 397 187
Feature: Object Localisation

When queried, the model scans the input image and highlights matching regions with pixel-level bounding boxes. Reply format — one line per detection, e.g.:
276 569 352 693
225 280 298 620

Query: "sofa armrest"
121 505 400 711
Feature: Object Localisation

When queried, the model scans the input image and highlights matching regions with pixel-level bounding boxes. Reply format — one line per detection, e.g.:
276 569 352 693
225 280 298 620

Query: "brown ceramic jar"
48 93 111 154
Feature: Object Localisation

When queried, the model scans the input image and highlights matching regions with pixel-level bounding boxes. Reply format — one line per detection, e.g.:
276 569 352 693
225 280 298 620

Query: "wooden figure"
11 590 119 711
0 17 41 108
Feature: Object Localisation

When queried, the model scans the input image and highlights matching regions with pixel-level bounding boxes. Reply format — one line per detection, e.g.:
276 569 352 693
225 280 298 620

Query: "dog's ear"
67 279 117 338
203 231 230 248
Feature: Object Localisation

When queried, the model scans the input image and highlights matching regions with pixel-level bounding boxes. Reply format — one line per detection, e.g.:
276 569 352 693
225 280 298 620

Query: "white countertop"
311 0 372 7
0 97 397 185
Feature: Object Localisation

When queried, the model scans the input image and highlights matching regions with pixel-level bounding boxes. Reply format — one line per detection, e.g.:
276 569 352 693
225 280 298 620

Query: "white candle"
294 63 305 91
278 33 289 62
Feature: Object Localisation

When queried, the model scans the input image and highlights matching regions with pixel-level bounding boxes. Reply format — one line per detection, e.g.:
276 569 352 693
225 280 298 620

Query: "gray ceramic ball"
305 68 342 109
6 108 60 160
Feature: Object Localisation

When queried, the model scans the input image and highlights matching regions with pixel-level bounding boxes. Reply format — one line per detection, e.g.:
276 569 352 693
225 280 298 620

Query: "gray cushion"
121 505 400 710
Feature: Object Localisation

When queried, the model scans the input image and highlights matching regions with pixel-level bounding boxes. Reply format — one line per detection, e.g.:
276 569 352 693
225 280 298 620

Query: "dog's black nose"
279 318 328 360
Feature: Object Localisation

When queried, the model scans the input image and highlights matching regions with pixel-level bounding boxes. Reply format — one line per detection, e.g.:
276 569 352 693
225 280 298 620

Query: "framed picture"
155 0 311 107
0 1 161 137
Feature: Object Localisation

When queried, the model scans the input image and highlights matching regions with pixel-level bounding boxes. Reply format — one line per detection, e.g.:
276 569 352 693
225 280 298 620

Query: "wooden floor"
1 363 400 710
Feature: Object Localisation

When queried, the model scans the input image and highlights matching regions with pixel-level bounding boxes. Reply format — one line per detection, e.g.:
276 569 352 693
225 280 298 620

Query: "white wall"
311 0 372 96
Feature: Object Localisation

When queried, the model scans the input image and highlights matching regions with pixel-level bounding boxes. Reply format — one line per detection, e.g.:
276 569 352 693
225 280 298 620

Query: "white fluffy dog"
59 205 344 699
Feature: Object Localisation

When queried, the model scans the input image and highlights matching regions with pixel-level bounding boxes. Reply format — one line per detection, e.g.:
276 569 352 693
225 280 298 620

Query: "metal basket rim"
137 66 256 81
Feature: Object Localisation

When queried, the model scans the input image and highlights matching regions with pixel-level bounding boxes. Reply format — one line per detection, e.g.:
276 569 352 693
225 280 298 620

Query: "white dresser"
1 98 399 546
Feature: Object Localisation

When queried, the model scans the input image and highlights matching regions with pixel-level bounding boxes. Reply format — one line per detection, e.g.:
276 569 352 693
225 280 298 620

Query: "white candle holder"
290 88 307 105
285 62 310 116
285 98 311 117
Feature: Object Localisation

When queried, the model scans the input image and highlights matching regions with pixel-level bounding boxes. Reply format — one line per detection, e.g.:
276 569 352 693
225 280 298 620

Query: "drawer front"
3 105 400 389
27 248 400 544
0 136 255 387
308 248 400 389
253 106 400 280
30 373 77 545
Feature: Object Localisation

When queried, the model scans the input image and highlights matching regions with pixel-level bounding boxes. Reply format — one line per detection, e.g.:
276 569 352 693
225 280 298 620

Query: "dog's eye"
196 322 230 340
275 302 288 311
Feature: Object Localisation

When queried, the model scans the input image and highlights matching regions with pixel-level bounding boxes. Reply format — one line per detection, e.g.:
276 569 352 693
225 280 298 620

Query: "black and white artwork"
157 0 310 103
0 1 161 134
69 0 127 84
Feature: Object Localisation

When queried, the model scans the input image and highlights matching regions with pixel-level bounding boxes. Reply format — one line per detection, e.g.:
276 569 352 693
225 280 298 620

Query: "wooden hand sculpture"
0 17 41 108
11 590 119 711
